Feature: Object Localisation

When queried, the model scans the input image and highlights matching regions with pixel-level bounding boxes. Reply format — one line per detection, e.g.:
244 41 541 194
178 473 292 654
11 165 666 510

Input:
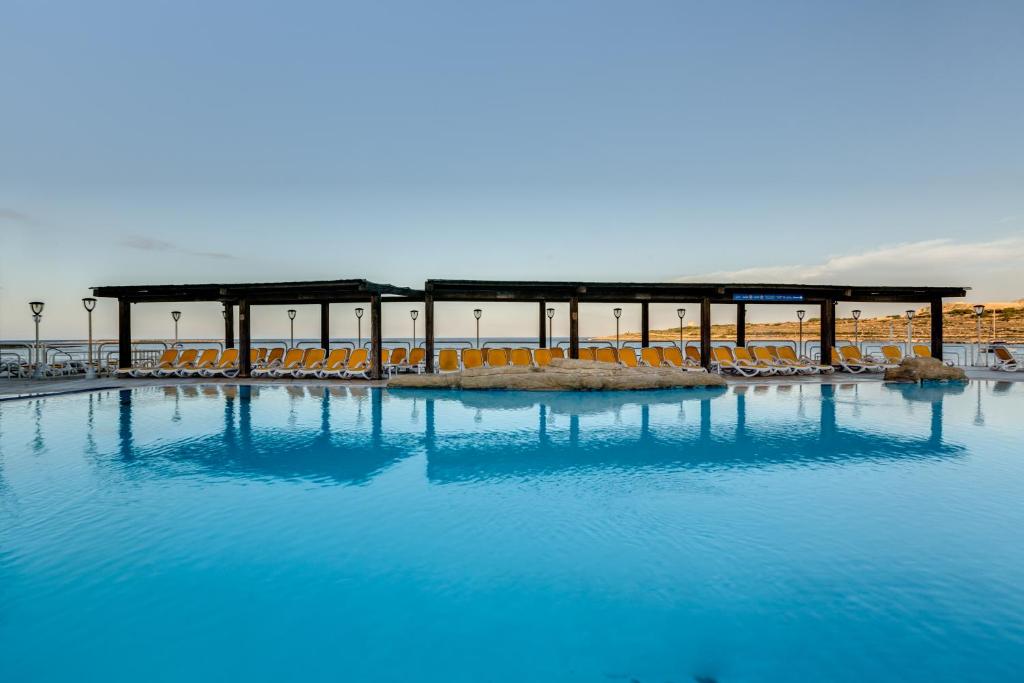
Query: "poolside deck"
1 368 1019 401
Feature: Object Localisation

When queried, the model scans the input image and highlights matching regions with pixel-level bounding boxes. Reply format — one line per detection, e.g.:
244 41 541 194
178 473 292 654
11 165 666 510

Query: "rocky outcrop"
883 357 967 383
389 358 726 391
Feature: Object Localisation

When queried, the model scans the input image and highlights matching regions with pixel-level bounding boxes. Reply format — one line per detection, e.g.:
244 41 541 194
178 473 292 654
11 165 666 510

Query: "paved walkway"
2 367 1019 401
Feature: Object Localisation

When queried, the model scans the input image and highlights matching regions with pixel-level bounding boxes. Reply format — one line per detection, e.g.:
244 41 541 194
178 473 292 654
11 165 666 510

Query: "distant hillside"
601 301 1024 343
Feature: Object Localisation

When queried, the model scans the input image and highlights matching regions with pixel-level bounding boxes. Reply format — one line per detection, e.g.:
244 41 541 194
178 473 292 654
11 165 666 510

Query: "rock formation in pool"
389 358 727 391
883 357 967 383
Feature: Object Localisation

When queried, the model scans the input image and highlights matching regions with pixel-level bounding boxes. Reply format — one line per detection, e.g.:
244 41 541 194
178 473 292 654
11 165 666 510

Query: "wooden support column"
569 296 580 358
223 303 234 349
239 299 251 378
930 297 944 360
320 302 330 350
820 299 835 365
118 298 132 369
424 293 435 373
736 303 746 347
700 297 711 369
370 294 382 380
538 301 547 348
641 301 650 347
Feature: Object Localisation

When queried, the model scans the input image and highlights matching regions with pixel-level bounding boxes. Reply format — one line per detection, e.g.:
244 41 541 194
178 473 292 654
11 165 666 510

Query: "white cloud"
677 236 1024 301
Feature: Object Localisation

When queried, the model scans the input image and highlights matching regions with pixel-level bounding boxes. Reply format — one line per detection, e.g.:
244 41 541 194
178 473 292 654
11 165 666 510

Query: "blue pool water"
1 382 1022 682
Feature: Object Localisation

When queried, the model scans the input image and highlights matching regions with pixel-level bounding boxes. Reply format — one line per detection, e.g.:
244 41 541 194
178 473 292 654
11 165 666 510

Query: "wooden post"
370 294 382 380
820 299 835 365
700 297 711 369
239 299 251 378
538 301 547 348
117 298 132 369
736 303 746 347
641 301 650 347
424 292 435 373
569 296 580 358
223 303 234 349
320 302 330 350
930 297 944 361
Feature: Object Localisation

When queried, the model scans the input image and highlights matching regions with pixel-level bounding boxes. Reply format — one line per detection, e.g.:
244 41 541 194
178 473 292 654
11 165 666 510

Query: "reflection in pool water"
1 382 1022 682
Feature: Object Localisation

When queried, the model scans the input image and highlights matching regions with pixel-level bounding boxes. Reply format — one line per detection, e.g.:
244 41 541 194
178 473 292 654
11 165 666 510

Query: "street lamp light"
613 308 622 349
410 309 419 349
973 304 985 366
676 308 686 353
473 309 483 348
851 309 861 349
171 310 182 346
546 307 555 348
287 309 297 348
82 297 97 379
796 309 805 357
29 301 44 378
905 309 915 356
354 307 364 348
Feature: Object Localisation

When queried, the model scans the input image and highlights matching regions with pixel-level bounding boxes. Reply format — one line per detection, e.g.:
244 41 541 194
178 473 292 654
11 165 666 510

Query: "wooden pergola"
91 279 422 379
423 280 969 371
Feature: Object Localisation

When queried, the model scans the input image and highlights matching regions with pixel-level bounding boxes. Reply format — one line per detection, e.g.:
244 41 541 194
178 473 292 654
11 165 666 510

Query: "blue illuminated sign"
732 293 804 302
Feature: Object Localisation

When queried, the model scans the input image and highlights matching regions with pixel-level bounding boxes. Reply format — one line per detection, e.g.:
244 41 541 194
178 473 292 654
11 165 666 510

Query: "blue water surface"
1 382 1022 682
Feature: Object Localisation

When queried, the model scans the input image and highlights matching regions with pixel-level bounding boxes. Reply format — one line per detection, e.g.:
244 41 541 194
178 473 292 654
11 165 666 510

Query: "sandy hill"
603 300 1024 343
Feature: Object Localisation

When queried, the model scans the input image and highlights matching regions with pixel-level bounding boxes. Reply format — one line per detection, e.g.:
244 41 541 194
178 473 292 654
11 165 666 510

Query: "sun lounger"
840 346 894 373
119 349 178 378
486 348 509 367
317 349 351 378
578 348 596 361
177 348 219 377
385 347 408 375
640 347 663 368
510 348 534 367
460 348 484 370
991 345 1020 372
534 348 552 366
253 347 304 377
198 349 240 378
152 348 198 377
343 348 371 379
617 348 639 367
661 346 708 373
751 346 796 374
406 348 426 373
290 348 327 378
437 349 460 373
772 345 831 374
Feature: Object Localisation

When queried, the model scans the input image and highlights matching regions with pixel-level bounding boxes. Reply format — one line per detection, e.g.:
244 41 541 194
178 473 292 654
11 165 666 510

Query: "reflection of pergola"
91 279 422 378
424 280 968 370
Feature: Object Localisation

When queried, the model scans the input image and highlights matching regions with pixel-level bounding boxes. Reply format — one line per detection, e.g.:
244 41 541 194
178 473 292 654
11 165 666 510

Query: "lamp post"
410 309 419 349
613 308 622 349
29 301 44 378
287 309 297 348
973 304 985 366
905 309 915 356
171 310 181 346
473 309 482 348
546 307 555 348
355 307 364 348
82 297 97 379
796 309 805 357
676 308 686 353
851 309 861 350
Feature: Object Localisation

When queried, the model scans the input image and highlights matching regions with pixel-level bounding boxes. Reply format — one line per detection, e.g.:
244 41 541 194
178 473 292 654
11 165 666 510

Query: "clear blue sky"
2 0 1022 340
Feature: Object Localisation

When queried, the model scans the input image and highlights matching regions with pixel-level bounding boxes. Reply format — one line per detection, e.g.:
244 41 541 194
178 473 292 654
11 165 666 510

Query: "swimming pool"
1 383 1022 681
